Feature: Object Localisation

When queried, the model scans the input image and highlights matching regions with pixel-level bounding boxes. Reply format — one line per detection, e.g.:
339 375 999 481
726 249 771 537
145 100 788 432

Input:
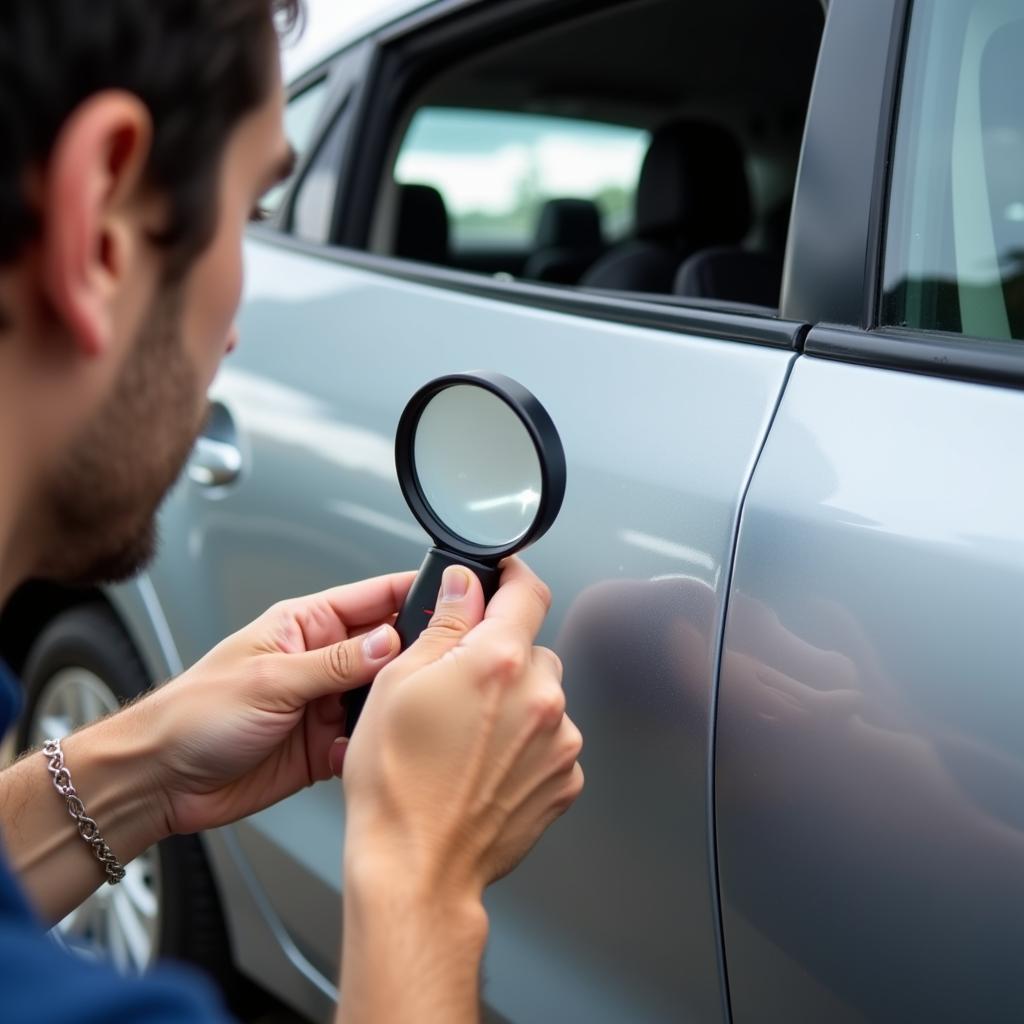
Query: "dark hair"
0 0 302 276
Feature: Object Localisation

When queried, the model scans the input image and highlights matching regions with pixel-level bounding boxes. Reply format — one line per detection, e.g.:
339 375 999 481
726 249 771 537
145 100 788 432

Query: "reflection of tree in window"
883 6 1024 342
981 17 1024 337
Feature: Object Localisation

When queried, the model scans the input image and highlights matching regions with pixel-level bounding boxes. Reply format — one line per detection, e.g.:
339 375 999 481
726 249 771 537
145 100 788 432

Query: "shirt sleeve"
0 916 235 1023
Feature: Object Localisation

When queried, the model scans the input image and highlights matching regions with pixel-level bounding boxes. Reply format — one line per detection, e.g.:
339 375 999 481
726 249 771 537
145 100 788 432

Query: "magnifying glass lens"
343 371 565 737
414 385 543 547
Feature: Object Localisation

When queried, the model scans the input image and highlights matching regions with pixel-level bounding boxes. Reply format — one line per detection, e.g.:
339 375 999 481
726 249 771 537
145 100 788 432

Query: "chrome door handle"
188 436 242 487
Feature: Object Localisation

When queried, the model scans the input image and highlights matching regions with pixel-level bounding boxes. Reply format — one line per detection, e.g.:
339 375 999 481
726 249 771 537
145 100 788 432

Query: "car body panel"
138 234 797 1020
717 355 1024 1023
107 575 184 682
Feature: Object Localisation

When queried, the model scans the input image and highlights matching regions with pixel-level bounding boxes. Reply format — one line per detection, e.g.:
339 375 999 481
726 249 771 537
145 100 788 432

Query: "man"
0 2 583 1021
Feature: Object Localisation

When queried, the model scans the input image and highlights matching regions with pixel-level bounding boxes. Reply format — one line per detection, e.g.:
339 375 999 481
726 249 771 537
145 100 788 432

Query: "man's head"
0 0 301 592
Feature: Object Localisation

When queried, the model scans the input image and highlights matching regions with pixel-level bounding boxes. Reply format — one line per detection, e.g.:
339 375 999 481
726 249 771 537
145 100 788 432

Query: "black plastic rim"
395 371 567 563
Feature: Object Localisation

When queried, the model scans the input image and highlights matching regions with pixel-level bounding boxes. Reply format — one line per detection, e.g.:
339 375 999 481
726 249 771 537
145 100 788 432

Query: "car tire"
15 603 240 996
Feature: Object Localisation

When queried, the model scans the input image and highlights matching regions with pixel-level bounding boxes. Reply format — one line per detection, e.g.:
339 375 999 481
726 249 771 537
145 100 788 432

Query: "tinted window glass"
292 93 351 244
363 0 823 299
394 107 649 251
260 76 330 215
883 1 1024 340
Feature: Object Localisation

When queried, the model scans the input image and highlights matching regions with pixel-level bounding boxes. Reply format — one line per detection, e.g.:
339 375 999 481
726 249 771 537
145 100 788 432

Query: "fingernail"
441 567 471 602
362 625 394 660
330 737 348 778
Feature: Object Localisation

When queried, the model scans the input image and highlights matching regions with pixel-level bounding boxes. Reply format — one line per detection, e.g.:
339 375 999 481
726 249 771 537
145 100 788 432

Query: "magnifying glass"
344 371 566 734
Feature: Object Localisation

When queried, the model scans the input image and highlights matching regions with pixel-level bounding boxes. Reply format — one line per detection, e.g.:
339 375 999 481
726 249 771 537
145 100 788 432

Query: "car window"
394 107 649 251
291 92 352 244
358 0 823 304
260 75 330 215
883 0 1024 341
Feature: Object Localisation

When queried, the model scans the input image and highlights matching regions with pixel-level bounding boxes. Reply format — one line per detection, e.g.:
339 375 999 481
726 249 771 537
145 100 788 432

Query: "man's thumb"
398 565 485 669
281 624 400 702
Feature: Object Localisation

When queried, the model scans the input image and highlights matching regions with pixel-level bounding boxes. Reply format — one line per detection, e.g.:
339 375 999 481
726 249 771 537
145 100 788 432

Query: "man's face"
35 51 292 585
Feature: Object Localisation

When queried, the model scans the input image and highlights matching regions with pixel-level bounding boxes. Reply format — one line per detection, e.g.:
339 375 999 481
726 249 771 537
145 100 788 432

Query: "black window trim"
781 0 911 328
245 224 807 350
805 324 1024 390
862 0 912 331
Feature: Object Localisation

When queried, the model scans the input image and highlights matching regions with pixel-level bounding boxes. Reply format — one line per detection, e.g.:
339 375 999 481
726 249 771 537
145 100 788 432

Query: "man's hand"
2 574 414 924
344 558 583 897
337 559 584 1024
144 572 415 837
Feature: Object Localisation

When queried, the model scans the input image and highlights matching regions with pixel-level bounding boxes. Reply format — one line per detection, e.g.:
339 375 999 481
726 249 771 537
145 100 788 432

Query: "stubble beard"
35 282 207 586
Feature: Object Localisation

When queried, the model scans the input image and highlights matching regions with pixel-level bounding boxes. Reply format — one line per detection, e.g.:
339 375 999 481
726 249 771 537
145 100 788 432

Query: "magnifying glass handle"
394 547 502 647
343 548 501 735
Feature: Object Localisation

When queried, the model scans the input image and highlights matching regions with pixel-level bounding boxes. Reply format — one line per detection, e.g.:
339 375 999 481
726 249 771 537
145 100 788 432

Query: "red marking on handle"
423 608 435 616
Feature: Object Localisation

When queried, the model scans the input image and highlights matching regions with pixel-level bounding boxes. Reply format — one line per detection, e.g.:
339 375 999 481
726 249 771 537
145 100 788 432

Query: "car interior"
370 0 825 311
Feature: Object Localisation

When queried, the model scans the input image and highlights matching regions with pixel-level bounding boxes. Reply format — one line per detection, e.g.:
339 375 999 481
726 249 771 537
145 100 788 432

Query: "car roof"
281 0 443 82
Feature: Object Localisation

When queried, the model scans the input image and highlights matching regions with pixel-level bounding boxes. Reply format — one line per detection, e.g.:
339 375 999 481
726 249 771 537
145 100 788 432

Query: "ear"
40 91 154 357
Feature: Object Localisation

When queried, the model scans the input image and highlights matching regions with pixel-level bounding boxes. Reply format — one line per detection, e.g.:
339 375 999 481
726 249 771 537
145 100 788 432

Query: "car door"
145 0 825 1019
716 0 1024 1020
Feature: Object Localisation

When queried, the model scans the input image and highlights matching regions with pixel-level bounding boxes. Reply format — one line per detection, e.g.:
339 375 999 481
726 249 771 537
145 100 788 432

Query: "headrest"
674 246 783 308
635 120 751 246
534 198 603 251
763 198 792 253
394 184 449 265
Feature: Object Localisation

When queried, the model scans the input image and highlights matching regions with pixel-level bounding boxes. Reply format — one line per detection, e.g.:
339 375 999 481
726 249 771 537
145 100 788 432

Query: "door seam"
705 349 800 1024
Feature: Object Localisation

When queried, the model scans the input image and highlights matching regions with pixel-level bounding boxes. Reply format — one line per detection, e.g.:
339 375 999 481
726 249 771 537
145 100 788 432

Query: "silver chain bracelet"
41 739 126 885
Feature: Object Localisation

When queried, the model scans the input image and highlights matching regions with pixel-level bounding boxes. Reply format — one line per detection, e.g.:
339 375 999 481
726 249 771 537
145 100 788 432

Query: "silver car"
7 0 1024 1020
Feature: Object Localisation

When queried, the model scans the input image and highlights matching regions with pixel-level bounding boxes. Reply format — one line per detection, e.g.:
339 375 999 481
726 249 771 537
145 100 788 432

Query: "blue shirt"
0 659 232 1022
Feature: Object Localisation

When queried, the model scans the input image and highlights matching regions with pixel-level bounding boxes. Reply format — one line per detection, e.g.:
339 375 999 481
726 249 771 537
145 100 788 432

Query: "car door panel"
717 354 1024 1022
146 232 798 1020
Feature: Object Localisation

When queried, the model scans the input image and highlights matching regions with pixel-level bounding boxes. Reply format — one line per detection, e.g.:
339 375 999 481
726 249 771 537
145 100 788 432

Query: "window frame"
330 0 626 251
782 0 911 328
251 0 824 352
262 41 375 237
263 60 331 231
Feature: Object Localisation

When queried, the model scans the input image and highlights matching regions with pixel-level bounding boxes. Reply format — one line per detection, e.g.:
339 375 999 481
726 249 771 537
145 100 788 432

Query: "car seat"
393 184 450 265
523 198 604 285
673 198 791 308
579 119 752 294
673 247 784 307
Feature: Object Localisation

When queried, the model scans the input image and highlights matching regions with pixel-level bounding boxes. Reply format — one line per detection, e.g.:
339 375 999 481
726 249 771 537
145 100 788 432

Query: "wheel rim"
30 667 162 974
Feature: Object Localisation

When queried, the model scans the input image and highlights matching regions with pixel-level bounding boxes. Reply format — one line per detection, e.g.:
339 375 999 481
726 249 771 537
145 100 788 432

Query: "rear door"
148 0 825 1019
717 1 1024 1020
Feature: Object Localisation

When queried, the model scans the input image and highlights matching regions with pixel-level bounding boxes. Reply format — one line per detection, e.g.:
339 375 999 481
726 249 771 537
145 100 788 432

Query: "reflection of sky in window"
395 108 649 217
